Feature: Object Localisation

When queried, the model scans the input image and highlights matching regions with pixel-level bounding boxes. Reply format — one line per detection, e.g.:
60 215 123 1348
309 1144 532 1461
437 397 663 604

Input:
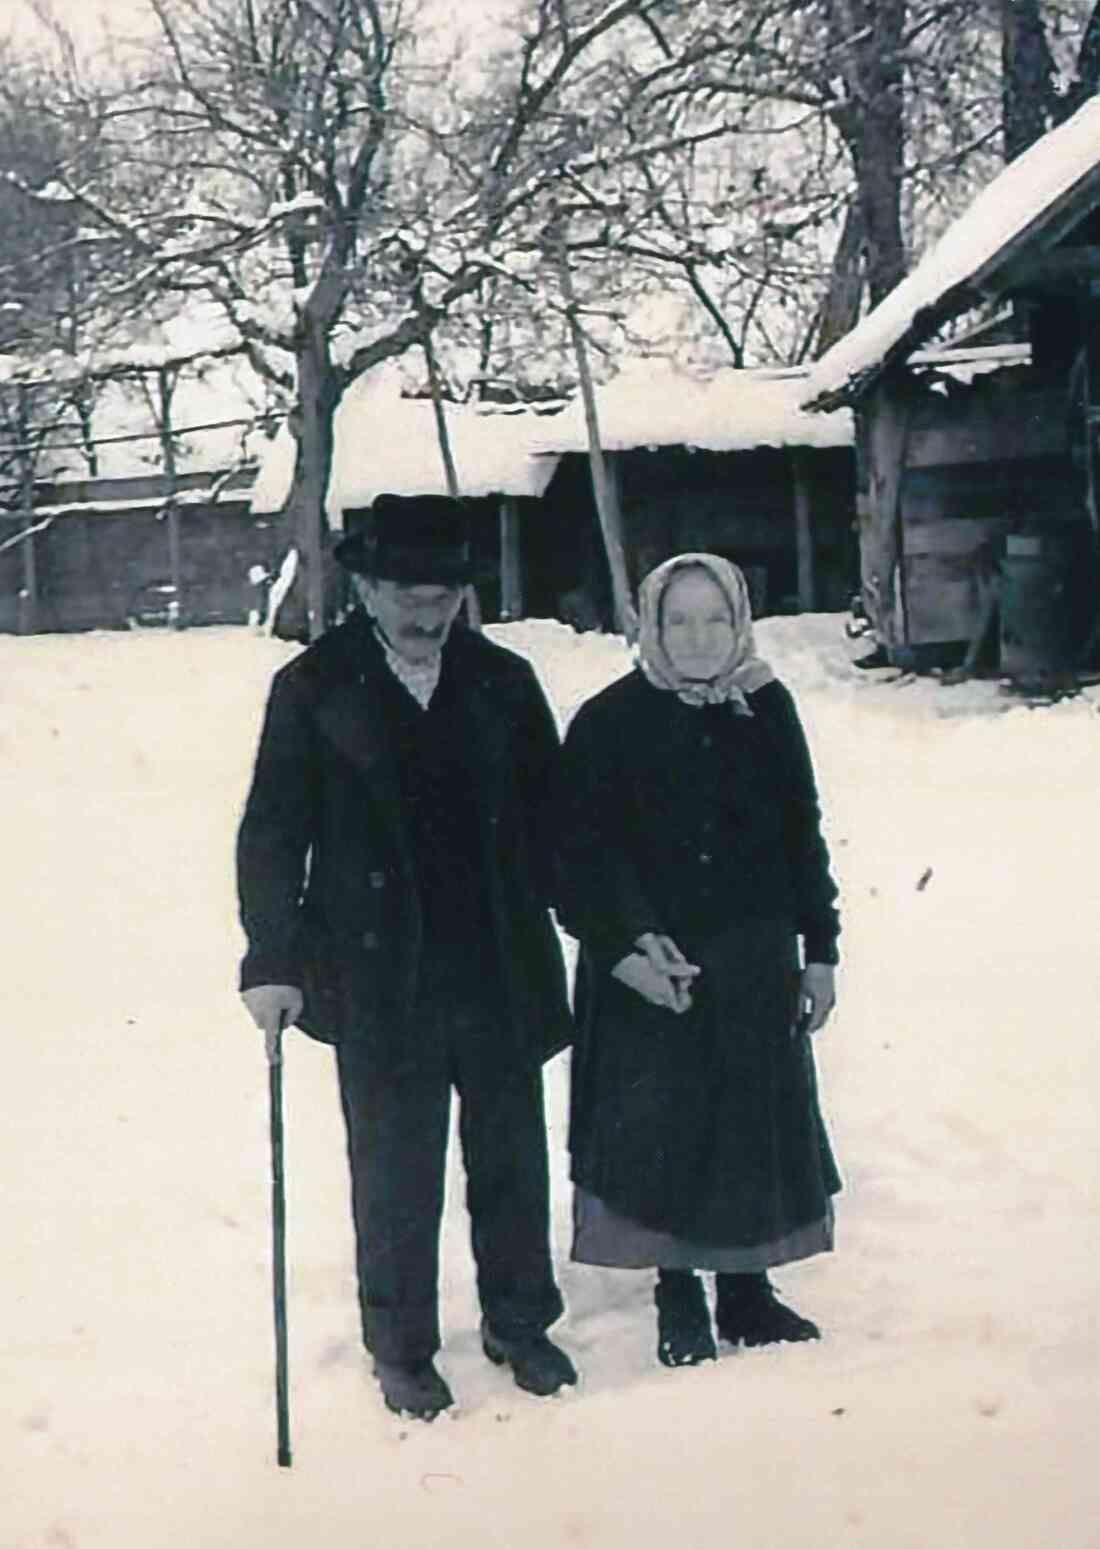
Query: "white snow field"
3 615 1098 1549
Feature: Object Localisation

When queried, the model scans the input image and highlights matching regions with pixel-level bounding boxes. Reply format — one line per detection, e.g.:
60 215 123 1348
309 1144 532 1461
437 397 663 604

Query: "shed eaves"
803 94 1100 411
530 362 853 455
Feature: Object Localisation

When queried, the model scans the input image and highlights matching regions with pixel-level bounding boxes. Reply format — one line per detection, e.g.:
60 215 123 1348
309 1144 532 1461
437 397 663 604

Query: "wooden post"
157 366 184 629
792 449 816 612
499 496 523 619
19 532 37 636
17 383 37 635
1080 298 1100 539
423 336 481 629
859 375 913 651
555 231 636 640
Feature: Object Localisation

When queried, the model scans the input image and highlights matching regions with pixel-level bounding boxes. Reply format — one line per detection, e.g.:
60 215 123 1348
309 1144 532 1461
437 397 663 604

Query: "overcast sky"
5 0 152 53
6 0 517 55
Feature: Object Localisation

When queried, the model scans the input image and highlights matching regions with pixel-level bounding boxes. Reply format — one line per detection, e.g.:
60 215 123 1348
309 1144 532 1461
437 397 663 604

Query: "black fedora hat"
334 493 474 584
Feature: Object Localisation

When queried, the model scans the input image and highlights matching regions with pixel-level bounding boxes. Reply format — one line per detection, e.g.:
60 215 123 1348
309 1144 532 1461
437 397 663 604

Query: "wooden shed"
250 365 562 623
0 467 271 634
803 95 1100 674
528 362 857 628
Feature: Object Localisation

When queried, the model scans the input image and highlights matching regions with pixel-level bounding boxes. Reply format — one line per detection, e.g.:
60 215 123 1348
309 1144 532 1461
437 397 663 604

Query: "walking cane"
267 1014 292 1468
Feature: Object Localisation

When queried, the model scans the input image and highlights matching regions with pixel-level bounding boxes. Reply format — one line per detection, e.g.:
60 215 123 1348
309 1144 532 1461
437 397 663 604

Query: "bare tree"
55 0 685 636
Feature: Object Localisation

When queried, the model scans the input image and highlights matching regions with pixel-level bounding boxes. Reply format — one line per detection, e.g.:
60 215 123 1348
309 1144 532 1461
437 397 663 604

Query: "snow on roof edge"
803 95 1100 411
251 397 562 518
530 364 853 455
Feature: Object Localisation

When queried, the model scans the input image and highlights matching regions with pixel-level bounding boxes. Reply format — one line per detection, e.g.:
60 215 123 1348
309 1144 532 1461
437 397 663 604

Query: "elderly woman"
553 554 841 1368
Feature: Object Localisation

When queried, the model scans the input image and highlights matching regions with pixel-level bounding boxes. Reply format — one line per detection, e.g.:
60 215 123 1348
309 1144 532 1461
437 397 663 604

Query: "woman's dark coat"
553 668 841 1246
237 610 571 1065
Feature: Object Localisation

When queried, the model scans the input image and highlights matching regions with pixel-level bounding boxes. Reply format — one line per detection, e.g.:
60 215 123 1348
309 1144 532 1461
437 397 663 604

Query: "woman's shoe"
655 1269 717 1367
715 1273 820 1347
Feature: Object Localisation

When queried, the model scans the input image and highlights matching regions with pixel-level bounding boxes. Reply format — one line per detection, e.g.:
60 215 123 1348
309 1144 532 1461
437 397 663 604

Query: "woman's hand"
794 963 835 1035
612 933 700 1013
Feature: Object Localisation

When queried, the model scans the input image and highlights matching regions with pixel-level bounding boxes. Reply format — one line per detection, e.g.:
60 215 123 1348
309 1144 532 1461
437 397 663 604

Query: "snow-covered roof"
529 361 853 455
29 488 253 519
804 95 1100 409
250 363 561 519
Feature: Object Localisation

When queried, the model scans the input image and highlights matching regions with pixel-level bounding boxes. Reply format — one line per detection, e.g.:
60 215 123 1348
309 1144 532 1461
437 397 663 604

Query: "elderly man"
237 494 576 1421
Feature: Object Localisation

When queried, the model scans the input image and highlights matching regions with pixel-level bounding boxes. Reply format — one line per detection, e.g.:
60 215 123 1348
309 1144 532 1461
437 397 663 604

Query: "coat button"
699 852 712 864
361 930 379 950
369 871 385 889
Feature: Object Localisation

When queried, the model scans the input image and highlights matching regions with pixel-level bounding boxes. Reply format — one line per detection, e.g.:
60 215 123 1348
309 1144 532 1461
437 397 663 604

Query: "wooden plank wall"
0 502 281 634
895 375 1079 645
619 445 856 616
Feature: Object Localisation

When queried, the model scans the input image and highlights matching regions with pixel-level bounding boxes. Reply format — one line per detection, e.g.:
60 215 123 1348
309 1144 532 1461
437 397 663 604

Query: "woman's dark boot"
654 1269 717 1367
714 1272 820 1347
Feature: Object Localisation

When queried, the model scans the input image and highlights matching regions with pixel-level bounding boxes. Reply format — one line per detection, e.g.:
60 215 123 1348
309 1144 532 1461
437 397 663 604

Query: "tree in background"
579 0 1100 360
89 0 684 636
3 0 1098 636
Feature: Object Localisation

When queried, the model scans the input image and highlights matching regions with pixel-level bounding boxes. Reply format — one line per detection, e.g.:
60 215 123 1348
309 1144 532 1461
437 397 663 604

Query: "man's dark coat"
237 610 571 1064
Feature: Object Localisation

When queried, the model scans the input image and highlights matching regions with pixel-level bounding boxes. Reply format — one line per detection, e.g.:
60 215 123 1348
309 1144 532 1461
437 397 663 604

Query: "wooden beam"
814 165 1100 410
969 166 1100 300
19 529 37 635
499 496 523 620
158 367 184 629
556 233 636 639
860 375 914 650
17 384 36 635
997 245 1100 298
791 449 816 612
1081 304 1100 537
423 335 481 630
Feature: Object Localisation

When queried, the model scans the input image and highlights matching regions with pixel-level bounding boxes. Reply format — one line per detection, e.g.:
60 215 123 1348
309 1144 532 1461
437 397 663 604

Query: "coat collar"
309 612 512 867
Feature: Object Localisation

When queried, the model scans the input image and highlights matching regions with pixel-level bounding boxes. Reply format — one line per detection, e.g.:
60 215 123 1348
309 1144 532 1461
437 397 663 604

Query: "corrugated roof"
803 95 1100 410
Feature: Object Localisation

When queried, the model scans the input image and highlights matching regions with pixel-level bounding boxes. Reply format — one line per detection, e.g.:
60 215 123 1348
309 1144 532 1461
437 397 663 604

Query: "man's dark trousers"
335 959 563 1365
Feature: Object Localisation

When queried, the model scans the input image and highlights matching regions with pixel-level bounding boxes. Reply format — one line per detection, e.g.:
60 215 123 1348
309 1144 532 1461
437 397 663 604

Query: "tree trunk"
274 323 341 642
856 0 907 306
814 201 866 356
829 0 907 308
1000 0 1057 160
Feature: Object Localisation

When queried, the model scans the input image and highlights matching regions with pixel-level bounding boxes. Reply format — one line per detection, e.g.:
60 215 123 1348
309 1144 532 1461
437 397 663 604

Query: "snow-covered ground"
3 615 1099 1549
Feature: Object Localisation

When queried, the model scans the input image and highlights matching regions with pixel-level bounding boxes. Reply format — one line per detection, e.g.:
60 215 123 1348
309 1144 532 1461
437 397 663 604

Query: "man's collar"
369 619 442 708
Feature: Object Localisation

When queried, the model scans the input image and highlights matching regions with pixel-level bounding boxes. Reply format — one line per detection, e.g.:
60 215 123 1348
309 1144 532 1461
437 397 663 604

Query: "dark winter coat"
237 610 571 1065
553 668 841 1244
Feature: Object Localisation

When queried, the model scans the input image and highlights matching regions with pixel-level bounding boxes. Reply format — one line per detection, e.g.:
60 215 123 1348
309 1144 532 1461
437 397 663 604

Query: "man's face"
359 576 465 664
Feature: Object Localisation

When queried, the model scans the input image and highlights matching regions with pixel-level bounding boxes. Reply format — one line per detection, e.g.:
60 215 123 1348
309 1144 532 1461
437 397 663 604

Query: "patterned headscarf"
637 553 775 714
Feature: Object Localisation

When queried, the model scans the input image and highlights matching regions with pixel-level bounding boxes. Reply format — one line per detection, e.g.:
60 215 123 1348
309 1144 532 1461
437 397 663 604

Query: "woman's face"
659 567 736 680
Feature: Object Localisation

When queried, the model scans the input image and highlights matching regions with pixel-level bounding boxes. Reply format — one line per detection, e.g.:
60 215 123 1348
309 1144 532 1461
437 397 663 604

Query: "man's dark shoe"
715 1272 820 1347
373 1357 454 1420
481 1323 578 1396
655 1269 717 1368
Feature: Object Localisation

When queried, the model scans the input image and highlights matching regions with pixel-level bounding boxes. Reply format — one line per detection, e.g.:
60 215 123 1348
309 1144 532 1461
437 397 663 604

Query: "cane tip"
278 1447 292 1468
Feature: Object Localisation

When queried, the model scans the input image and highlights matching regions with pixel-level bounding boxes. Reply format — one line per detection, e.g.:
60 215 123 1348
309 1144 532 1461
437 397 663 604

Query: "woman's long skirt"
568 917 840 1268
